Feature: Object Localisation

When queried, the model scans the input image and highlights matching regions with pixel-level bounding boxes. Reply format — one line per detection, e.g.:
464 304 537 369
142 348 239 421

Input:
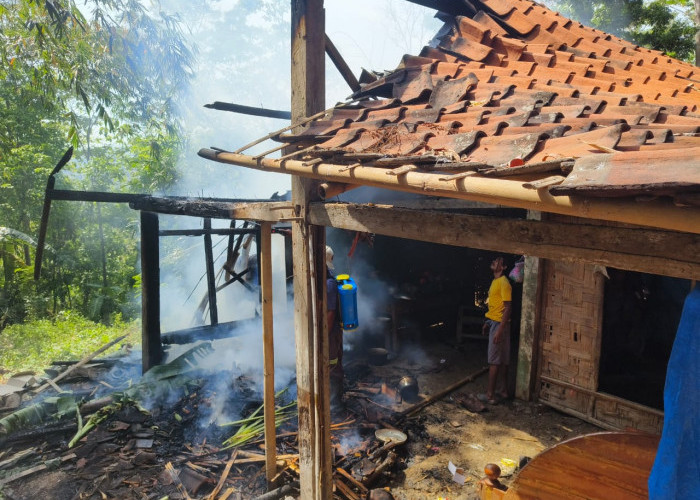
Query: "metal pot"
367 347 388 366
398 375 419 401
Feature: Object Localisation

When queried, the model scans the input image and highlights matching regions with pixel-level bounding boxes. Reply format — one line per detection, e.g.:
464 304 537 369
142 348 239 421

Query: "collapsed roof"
199 0 700 231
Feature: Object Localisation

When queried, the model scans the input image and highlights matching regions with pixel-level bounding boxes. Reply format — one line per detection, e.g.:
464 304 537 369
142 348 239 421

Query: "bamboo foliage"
220 391 297 450
0 396 77 436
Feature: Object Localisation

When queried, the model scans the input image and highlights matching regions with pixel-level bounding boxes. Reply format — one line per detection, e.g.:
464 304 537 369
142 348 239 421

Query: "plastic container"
335 274 358 331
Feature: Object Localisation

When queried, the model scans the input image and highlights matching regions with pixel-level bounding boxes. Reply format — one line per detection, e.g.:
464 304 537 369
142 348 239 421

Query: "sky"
166 0 443 200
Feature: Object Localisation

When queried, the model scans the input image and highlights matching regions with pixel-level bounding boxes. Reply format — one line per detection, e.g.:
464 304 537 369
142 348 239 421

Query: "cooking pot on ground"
398 375 419 401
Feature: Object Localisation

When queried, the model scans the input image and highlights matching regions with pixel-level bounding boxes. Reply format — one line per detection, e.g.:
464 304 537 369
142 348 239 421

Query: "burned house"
6 0 697 498
189 0 699 497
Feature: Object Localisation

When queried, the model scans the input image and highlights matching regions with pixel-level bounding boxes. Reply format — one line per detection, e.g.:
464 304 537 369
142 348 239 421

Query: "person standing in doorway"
480 256 512 405
326 245 344 405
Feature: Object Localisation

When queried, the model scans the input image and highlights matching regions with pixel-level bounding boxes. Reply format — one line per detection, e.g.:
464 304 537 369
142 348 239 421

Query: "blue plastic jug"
335 274 358 331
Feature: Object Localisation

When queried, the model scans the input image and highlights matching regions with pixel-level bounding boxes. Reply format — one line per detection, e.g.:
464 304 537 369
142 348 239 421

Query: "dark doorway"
599 269 690 410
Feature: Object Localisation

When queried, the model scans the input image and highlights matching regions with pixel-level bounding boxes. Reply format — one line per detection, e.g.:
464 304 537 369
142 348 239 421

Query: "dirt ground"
343 335 602 500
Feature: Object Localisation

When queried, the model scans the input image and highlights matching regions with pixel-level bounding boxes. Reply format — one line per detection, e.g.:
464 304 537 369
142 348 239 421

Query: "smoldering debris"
0 314 501 500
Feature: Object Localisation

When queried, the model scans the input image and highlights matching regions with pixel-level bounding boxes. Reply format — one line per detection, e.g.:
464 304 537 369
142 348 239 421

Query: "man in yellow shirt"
480 256 512 405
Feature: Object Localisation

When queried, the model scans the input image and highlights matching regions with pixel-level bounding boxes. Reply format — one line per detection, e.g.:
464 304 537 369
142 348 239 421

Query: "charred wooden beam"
35 147 73 280
226 221 251 281
160 318 260 344
129 197 294 222
204 101 291 120
403 0 476 16
324 34 361 92
218 267 254 292
203 218 219 326
158 228 257 237
140 211 162 372
308 202 700 280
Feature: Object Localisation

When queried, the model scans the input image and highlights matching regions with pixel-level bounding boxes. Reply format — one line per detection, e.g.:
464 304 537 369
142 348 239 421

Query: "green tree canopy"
543 0 697 62
0 0 195 325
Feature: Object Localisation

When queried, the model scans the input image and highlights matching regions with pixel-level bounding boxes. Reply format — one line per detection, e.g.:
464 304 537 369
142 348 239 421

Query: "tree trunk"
695 0 699 66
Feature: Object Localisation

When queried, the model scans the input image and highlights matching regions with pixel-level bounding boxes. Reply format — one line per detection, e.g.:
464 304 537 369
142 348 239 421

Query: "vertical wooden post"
260 222 277 483
290 1 330 499
515 211 543 400
203 218 219 325
140 211 162 373
256 225 263 313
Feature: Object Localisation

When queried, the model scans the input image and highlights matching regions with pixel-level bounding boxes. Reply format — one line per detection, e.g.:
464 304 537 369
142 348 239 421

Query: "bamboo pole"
260 222 277 484
33 335 127 394
197 149 700 234
398 366 489 419
318 182 359 200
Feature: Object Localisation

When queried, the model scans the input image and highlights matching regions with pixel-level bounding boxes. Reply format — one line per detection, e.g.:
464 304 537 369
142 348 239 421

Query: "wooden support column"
515 211 543 401
140 211 162 373
260 222 277 484
291 1 330 499
256 225 263 310
203 218 219 325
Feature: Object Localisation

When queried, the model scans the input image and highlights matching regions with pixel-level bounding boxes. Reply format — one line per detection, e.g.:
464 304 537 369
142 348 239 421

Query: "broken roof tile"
426 130 486 156
358 98 402 110
456 16 491 43
464 131 548 165
403 106 442 124
541 101 597 118
347 119 391 131
440 35 494 62
616 129 653 149
294 119 352 137
429 74 478 110
550 148 700 197
473 10 508 37
399 54 436 69
392 67 435 103
604 104 662 124
432 61 464 78
637 127 673 144
550 96 606 112
501 8 538 36
364 107 405 123
526 112 563 124
588 113 645 126
502 124 570 137
439 108 488 127
654 112 700 126
479 0 516 16
456 120 509 136
531 123 626 162
319 128 364 149
491 36 527 60
327 108 369 122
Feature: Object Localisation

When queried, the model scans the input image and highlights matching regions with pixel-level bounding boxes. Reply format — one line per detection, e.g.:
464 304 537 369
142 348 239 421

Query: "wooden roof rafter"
197 148 700 235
